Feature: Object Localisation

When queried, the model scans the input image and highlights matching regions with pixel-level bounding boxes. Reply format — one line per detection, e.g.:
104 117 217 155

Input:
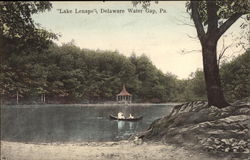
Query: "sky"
33 1 246 79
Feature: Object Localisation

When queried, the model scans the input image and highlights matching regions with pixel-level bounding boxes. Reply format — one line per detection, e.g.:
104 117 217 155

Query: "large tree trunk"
190 1 242 108
202 40 229 108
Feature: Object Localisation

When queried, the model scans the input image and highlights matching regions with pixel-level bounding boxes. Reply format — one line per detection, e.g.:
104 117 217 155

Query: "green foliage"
1 1 248 104
1 41 180 104
0 1 58 58
174 50 250 102
173 69 206 102
134 1 249 107
186 0 250 26
2 42 249 104
220 50 250 101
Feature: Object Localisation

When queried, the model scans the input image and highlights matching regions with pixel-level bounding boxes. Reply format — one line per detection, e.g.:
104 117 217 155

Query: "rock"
214 138 220 145
225 148 230 152
221 139 230 145
238 107 250 114
232 97 250 106
140 100 250 155
133 136 143 145
169 101 208 117
221 115 249 123
238 140 247 146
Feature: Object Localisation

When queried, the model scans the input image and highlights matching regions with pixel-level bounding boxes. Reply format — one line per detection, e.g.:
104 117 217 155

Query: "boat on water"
109 114 143 121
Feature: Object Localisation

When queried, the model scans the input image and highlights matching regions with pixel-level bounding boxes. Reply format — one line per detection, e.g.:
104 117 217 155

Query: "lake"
1 104 175 143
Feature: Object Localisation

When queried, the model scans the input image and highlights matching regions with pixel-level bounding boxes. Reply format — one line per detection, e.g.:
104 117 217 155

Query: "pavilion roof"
116 85 132 96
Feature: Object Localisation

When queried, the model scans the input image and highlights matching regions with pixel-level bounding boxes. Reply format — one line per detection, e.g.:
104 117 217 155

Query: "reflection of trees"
2 105 161 142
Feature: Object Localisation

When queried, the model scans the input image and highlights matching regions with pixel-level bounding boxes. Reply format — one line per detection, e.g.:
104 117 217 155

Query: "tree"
0 1 58 58
187 69 207 100
187 1 249 107
220 49 250 101
133 1 249 107
0 2 59 104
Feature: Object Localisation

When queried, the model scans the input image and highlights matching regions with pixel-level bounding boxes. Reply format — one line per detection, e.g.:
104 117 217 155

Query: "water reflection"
117 121 125 130
117 121 137 131
1 104 174 142
129 122 134 130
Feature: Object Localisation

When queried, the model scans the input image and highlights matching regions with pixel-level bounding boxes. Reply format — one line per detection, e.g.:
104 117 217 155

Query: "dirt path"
1 140 229 160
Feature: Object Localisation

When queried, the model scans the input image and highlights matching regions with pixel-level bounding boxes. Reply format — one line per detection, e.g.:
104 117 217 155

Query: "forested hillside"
1 2 249 105
0 42 178 104
1 42 249 104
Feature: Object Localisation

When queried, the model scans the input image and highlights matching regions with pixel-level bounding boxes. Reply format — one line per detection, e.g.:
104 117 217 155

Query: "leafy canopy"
0 1 58 56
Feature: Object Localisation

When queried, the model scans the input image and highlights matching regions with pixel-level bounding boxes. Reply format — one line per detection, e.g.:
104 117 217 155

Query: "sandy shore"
1 140 234 160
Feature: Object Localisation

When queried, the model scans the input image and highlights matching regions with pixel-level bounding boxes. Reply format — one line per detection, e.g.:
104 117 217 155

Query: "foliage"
133 1 249 107
1 1 249 104
0 1 58 58
1 42 249 104
186 0 249 107
173 70 206 102
1 41 179 104
220 50 250 101
174 50 250 102
186 0 249 26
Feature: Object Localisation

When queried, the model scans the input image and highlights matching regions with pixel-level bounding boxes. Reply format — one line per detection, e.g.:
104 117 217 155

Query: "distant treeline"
177 49 250 103
1 42 249 104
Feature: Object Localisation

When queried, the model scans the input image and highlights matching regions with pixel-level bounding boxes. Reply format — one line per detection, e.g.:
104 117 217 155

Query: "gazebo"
116 85 132 104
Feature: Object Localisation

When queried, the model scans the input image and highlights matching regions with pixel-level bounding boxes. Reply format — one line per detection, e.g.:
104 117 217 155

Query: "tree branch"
176 21 195 27
186 33 198 40
217 13 243 39
217 38 232 67
179 49 201 55
190 1 206 43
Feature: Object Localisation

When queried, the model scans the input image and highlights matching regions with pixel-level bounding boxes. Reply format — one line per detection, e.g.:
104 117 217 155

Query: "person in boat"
118 112 125 119
129 114 134 119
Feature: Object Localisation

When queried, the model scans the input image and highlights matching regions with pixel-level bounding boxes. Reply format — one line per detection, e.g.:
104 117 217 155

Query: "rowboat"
109 114 143 121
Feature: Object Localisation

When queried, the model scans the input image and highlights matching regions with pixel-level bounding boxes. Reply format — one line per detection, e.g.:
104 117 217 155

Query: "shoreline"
1 140 222 160
0 102 181 108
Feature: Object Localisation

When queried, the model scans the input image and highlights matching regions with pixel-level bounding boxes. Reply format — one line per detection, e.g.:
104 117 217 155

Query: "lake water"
1 104 175 143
